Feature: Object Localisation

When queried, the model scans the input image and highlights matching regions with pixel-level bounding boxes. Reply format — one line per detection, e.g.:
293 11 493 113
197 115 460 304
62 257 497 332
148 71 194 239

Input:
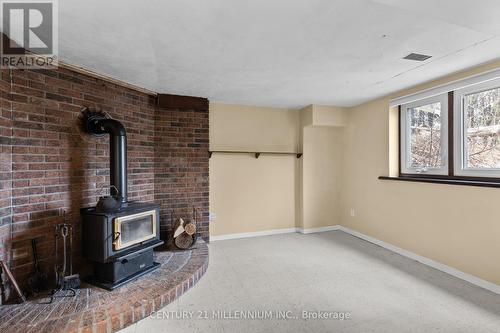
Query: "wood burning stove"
80 110 163 290
81 203 162 290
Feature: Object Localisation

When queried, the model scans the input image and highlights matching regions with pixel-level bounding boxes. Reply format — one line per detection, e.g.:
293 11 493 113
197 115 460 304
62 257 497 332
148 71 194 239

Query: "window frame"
400 94 449 176
397 76 500 184
453 78 500 178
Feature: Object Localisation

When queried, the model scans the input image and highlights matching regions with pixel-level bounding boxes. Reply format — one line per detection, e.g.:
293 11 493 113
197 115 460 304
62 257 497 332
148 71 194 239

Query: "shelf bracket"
296 153 303 158
254 152 261 159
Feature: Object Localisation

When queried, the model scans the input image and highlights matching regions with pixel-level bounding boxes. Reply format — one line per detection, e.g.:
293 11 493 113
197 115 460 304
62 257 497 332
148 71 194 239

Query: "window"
454 78 500 178
397 72 500 183
400 95 448 175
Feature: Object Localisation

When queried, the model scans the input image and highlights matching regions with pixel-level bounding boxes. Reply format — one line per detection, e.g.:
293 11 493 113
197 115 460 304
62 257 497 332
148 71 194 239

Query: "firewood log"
184 222 196 236
173 218 185 238
174 232 193 249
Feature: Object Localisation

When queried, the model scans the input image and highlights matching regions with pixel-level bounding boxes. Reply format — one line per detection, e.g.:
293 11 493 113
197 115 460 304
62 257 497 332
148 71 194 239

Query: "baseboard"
298 225 341 234
210 225 341 240
210 228 297 241
338 226 500 295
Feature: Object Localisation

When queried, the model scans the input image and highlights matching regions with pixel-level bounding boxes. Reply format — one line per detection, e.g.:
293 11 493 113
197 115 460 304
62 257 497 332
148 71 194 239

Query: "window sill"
378 176 500 188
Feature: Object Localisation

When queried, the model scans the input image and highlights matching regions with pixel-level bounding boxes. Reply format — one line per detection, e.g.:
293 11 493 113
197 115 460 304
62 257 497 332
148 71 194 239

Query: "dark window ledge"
379 176 500 188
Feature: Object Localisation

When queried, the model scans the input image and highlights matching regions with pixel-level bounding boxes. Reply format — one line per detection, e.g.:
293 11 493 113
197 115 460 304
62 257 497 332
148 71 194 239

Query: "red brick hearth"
0 241 208 333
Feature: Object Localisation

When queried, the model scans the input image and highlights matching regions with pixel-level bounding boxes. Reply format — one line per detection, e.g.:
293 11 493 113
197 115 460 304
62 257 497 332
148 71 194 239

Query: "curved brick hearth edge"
0 241 209 333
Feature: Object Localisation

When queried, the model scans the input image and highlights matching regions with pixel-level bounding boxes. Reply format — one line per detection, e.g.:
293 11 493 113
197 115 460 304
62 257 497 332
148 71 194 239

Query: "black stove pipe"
88 118 128 204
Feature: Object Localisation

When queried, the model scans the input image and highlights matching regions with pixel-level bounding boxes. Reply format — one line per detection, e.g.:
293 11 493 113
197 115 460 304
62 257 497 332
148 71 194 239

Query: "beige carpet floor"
120 231 500 332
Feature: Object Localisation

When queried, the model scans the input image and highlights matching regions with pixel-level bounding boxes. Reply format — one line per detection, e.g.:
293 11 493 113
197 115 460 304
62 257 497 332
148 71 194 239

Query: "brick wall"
0 69 12 303
0 65 209 291
154 107 209 242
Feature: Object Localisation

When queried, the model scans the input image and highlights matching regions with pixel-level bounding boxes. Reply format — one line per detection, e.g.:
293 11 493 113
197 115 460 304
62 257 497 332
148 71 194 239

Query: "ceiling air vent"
403 53 432 61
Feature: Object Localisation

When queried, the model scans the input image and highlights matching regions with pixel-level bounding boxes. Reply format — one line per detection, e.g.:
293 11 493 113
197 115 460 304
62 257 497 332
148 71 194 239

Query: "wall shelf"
208 150 303 159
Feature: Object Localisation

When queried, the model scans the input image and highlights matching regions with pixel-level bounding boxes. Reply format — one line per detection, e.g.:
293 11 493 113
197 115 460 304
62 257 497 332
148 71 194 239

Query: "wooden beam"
157 94 209 111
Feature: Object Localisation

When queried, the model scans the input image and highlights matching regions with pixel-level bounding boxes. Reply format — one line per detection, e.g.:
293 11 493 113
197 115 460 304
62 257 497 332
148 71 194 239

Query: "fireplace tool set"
49 213 81 303
1 217 81 303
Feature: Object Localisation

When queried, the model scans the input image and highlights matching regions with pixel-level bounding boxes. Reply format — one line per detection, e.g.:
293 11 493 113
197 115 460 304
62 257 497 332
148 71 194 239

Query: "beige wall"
296 106 347 230
301 126 343 229
312 105 347 127
209 154 297 235
209 103 300 235
341 59 500 285
209 60 500 286
209 102 300 152
209 102 346 235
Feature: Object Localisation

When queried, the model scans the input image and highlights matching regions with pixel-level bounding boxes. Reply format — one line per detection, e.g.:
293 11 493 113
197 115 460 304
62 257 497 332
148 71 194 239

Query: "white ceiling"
58 0 500 108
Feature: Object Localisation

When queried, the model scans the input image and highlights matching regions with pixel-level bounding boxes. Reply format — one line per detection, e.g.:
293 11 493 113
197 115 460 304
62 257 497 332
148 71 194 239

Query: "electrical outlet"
350 209 356 217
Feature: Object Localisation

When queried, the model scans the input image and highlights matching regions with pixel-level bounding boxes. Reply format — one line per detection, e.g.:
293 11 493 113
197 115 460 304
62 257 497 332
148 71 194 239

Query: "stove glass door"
113 210 157 250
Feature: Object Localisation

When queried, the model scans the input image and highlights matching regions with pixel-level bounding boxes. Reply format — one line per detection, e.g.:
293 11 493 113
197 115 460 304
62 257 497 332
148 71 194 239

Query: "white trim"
58 61 157 96
400 94 449 175
210 225 342 240
390 67 500 108
210 228 298 241
338 226 500 295
298 225 341 234
453 78 500 177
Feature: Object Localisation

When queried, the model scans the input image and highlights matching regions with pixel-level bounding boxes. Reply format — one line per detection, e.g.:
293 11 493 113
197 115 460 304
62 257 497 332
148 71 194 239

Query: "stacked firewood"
172 208 198 249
